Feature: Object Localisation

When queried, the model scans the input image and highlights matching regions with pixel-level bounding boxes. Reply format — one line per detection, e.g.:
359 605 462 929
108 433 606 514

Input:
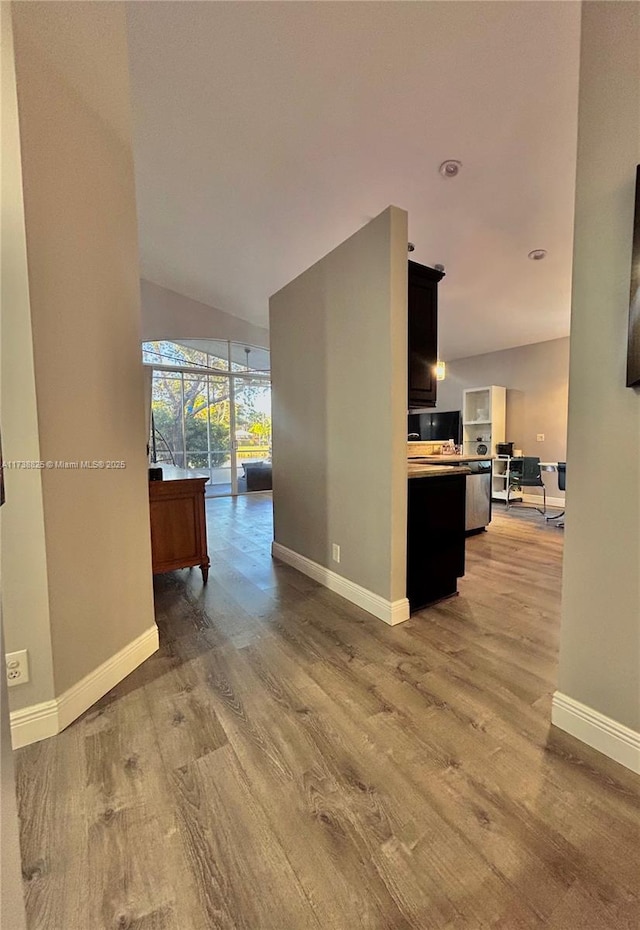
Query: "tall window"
143 340 271 496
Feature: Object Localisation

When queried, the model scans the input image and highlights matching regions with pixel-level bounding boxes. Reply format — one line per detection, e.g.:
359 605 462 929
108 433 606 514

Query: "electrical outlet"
6 650 29 687
536 433 545 442
331 543 341 563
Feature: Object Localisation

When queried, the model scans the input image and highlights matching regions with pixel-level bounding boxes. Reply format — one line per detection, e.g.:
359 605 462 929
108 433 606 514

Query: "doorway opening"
143 340 271 497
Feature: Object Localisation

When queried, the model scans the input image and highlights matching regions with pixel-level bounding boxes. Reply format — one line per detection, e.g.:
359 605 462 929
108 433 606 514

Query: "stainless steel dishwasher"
465 461 492 533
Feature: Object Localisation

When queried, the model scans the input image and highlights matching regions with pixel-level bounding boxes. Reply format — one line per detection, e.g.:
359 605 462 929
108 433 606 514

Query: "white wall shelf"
492 455 522 502
462 386 506 456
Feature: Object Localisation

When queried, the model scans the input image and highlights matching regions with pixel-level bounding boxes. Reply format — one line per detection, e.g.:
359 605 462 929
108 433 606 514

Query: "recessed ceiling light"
434 263 445 272
528 249 547 261
408 242 415 252
439 160 462 178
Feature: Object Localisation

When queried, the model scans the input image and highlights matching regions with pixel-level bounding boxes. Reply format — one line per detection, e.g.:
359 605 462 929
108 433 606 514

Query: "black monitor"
408 410 462 444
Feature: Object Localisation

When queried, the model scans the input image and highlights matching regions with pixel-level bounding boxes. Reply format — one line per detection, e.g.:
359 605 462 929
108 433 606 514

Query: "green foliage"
149 362 270 472
248 417 271 442
187 418 230 468
152 402 230 467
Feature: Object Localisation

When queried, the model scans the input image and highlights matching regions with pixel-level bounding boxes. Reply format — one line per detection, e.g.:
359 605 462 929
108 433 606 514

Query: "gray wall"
1 0 56 710
4 2 156 712
0 617 28 930
270 207 408 603
437 337 569 497
559 1 639 730
141 279 270 349
0 7 30 923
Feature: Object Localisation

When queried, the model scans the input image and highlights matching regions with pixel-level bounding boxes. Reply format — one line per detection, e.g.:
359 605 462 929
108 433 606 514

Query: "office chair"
546 462 566 526
507 456 547 515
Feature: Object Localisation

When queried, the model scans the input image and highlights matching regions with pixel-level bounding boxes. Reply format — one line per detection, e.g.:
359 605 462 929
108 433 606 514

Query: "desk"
492 455 522 503
494 457 565 517
149 477 210 582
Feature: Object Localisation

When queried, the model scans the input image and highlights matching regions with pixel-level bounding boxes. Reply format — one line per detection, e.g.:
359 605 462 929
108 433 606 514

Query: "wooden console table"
149 477 210 582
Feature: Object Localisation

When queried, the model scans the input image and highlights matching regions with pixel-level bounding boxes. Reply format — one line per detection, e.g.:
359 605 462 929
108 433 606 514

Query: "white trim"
522 493 565 508
492 493 564 508
57 625 159 731
388 599 411 626
493 493 564 507
9 700 59 749
10 625 159 749
271 541 410 626
552 692 640 774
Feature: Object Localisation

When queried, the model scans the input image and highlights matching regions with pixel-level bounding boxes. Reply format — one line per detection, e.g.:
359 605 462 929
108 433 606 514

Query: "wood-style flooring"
16 495 640 929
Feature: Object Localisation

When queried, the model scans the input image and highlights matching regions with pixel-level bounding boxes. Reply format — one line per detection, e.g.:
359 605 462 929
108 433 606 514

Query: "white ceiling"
127 1 581 360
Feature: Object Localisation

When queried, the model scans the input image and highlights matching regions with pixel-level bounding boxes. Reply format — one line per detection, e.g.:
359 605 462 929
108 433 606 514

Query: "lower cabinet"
149 477 210 582
407 474 466 612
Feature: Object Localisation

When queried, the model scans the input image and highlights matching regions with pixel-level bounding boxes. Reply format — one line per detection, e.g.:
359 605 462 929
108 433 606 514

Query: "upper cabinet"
408 261 445 408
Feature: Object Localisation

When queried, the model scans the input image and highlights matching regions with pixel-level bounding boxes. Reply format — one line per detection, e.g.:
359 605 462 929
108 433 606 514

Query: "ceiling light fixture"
528 249 547 261
439 160 462 178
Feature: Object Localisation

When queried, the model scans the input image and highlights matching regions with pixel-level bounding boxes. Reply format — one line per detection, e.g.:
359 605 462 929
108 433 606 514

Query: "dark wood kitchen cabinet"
407 472 466 611
408 260 445 408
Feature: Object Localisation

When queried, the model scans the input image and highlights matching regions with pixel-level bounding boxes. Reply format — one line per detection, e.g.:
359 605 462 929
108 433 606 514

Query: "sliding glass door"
233 376 272 471
183 373 234 493
149 362 271 496
150 370 187 467
143 340 271 496
151 370 234 493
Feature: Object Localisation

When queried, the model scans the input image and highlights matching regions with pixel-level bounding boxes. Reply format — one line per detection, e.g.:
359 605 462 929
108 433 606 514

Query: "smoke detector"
439 160 462 178
528 249 547 261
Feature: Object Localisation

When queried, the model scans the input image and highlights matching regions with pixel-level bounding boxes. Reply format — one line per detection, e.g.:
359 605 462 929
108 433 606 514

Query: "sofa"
242 461 273 491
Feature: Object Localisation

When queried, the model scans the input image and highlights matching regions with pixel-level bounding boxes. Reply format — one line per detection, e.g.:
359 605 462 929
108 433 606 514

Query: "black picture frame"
627 165 640 387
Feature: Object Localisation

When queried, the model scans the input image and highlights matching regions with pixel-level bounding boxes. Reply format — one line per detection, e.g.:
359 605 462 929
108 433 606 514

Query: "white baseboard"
552 692 640 774
522 493 565 508
271 541 410 626
492 493 565 509
10 625 159 750
56 625 159 731
9 699 59 749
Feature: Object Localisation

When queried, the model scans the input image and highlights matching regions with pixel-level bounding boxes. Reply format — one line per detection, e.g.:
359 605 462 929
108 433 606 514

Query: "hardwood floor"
16 494 640 929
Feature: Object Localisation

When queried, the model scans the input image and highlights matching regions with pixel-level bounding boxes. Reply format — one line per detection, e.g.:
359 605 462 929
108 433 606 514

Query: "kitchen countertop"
408 463 471 478
408 454 494 464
